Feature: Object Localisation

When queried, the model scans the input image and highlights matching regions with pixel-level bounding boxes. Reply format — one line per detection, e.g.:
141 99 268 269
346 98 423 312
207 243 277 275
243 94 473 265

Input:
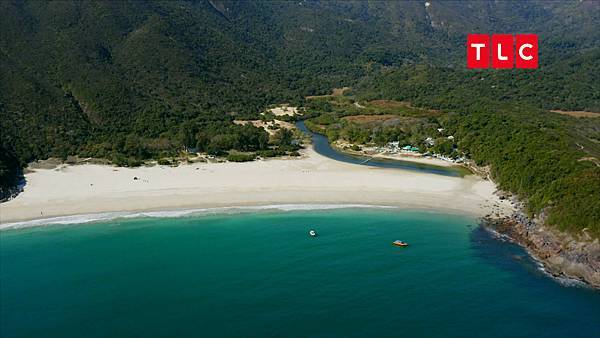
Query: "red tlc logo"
467 34 538 69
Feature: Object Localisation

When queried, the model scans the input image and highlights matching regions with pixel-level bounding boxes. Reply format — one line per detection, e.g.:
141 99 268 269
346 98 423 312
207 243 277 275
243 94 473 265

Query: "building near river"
402 145 420 152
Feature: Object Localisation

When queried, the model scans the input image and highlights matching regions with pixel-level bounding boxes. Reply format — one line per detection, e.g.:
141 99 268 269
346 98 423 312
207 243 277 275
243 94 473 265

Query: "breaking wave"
0 204 397 230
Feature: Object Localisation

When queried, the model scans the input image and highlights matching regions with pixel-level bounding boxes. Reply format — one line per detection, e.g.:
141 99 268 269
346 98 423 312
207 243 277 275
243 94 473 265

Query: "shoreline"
481 214 600 289
0 203 477 230
0 147 513 225
2 147 598 289
331 142 460 168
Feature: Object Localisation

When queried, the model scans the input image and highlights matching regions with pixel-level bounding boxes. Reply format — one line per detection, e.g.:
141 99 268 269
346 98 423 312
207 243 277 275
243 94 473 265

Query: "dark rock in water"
480 215 600 288
133 177 138 180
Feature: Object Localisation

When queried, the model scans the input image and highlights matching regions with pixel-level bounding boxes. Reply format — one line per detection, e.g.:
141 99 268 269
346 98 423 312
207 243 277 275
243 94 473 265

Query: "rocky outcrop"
466 158 600 288
482 213 600 288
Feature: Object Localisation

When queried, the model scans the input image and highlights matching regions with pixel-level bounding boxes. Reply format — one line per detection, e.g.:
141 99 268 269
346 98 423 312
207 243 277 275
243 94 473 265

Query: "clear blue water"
1 208 599 337
296 121 465 177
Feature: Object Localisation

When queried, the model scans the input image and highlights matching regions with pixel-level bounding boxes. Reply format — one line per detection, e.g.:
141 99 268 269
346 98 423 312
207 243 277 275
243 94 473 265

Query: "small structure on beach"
402 145 420 152
386 141 400 153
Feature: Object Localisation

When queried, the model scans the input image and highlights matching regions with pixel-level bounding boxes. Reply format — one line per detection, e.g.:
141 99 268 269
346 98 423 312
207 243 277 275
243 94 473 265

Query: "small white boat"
393 240 408 247
309 230 317 237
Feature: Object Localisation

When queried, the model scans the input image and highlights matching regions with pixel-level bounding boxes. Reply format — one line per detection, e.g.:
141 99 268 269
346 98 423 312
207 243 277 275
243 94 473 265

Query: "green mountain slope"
1 0 599 229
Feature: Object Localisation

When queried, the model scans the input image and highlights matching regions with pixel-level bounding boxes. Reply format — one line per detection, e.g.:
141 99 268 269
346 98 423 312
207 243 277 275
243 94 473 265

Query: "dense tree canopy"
1 0 598 235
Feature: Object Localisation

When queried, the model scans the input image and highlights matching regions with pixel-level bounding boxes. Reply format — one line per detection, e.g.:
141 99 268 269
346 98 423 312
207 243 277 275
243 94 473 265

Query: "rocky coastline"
481 208 600 288
466 158 599 289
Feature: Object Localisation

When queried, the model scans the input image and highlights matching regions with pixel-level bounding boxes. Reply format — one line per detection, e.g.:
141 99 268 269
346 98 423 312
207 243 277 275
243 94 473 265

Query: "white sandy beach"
0 148 514 226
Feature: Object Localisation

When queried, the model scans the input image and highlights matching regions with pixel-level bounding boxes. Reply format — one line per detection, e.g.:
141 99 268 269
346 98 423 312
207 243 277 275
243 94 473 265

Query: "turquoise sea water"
1 208 599 337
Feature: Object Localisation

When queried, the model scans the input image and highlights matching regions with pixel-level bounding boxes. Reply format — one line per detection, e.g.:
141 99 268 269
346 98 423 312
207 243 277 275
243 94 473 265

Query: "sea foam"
0 204 396 230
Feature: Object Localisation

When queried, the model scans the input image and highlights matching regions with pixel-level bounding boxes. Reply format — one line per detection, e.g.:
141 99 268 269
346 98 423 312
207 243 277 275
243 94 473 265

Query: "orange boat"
393 240 408 247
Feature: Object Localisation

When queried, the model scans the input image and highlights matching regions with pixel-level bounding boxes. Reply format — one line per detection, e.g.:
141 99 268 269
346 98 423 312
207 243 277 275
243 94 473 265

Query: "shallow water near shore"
1 208 599 337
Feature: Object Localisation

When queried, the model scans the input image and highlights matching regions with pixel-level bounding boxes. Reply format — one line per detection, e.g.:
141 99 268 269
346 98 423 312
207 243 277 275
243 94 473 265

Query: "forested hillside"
1 0 599 218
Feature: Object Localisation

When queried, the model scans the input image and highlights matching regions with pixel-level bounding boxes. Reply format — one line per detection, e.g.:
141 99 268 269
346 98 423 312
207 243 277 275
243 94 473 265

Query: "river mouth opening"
296 120 469 177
